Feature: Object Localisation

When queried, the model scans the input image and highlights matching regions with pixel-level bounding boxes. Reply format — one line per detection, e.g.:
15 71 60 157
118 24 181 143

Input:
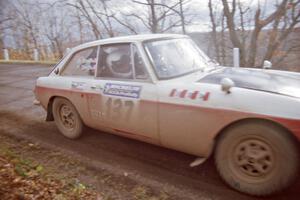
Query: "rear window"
61 47 98 77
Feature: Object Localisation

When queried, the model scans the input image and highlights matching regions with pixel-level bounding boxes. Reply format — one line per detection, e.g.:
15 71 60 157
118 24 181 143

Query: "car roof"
72 34 187 51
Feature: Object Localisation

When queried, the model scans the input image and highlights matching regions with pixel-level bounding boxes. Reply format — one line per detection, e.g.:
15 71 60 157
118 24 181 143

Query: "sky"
105 0 277 32
1 0 282 48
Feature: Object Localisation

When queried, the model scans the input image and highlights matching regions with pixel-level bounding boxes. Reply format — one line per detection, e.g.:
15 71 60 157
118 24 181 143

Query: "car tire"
214 121 299 196
52 97 83 139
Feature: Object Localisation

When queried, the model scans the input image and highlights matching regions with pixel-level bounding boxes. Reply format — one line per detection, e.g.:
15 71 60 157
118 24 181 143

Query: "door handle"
90 85 103 90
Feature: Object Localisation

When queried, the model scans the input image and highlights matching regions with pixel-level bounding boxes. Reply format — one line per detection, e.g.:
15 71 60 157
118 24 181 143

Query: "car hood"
198 67 300 98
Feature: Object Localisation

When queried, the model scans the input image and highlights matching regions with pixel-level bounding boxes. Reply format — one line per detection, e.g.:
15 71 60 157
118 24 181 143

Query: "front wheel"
52 97 83 139
215 121 299 196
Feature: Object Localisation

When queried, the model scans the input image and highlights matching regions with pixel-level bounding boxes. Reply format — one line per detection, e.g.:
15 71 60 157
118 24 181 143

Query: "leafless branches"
1 0 299 69
209 0 300 68
127 0 191 33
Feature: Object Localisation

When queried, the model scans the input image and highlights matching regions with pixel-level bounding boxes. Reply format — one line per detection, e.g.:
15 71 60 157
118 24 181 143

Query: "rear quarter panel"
35 76 92 126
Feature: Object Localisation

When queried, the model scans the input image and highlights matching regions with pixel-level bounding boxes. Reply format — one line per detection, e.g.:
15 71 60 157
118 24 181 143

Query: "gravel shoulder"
0 133 97 200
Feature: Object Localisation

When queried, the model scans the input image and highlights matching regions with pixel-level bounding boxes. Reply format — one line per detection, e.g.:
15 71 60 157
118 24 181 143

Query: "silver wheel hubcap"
234 139 274 177
59 104 75 130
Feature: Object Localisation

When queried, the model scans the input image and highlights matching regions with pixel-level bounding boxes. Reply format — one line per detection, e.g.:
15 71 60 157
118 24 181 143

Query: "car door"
58 46 98 125
86 43 159 144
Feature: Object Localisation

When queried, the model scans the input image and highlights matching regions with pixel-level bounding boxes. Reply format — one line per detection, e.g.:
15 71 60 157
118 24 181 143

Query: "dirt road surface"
0 63 299 199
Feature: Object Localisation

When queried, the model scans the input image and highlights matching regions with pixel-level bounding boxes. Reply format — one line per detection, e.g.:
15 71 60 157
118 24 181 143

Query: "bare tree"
208 0 300 68
74 6 84 43
208 0 233 65
208 0 221 62
220 0 300 67
263 1 300 63
44 9 71 58
0 0 13 54
84 0 115 37
67 0 118 39
137 0 192 33
130 0 184 33
111 14 139 35
178 0 187 34
6 0 44 58
67 0 102 39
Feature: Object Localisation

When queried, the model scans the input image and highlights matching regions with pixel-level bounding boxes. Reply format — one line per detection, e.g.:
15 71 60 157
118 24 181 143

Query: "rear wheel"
52 97 83 139
215 121 299 196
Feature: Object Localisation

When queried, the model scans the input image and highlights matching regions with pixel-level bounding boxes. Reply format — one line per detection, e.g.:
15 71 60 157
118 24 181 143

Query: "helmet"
106 48 132 78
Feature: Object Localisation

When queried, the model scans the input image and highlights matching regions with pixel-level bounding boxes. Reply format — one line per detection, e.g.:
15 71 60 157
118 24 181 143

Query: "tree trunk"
221 0 246 66
179 0 186 34
208 0 220 62
150 0 158 33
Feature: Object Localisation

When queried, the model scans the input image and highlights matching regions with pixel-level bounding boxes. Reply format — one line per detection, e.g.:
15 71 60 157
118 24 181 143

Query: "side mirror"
221 78 235 94
263 60 272 69
54 68 59 75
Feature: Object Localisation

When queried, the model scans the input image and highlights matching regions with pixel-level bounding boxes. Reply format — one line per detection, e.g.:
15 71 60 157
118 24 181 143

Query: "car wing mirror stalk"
220 78 235 94
54 68 59 75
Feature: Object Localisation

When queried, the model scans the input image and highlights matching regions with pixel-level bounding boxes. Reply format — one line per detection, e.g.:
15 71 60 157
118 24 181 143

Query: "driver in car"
99 46 133 79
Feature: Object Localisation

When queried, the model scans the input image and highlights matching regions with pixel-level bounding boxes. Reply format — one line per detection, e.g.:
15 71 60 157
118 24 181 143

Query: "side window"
98 44 133 79
62 47 98 77
132 45 149 80
97 43 149 80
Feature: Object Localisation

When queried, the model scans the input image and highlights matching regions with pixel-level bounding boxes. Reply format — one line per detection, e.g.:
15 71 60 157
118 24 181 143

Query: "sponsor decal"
71 81 86 90
103 83 142 99
169 89 210 101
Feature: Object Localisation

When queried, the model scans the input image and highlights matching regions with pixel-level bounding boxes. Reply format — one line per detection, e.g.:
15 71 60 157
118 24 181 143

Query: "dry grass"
0 59 58 65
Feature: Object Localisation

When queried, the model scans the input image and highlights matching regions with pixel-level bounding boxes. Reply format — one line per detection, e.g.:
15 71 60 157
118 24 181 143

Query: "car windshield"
144 38 211 79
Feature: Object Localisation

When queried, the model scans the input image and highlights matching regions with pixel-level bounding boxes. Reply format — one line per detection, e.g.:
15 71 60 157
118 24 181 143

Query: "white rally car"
35 34 300 196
